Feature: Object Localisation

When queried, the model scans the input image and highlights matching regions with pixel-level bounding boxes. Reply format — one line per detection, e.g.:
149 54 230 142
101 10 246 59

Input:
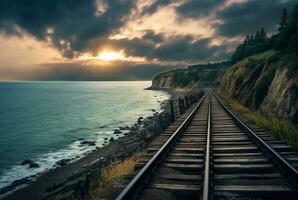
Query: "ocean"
0 81 169 189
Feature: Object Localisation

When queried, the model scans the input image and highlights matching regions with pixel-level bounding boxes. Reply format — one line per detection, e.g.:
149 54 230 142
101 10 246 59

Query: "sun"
97 51 124 61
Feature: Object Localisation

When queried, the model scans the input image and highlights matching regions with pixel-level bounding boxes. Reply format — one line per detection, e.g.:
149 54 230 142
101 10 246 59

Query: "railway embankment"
108 91 298 199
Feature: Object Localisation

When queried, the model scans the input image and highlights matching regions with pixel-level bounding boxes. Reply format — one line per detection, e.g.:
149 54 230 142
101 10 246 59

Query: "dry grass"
219 94 298 151
88 152 142 199
101 153 141 184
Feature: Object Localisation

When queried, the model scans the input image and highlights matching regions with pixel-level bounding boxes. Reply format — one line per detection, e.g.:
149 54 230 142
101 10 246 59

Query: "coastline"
0 89 181 200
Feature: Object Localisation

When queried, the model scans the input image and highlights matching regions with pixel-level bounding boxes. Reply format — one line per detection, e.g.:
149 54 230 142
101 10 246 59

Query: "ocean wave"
0 140 94 190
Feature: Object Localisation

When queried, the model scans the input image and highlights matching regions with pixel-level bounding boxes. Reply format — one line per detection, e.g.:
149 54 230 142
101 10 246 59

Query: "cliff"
150 62 230 91
218 50 298 124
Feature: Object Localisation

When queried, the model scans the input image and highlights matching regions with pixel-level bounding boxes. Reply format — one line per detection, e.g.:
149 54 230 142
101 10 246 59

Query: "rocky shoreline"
0 90 180 200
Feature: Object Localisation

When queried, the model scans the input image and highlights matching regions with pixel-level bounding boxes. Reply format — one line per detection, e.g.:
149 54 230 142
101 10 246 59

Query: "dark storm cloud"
176 0 226 18
142 30 164 43
216 0 297 37
152 36 227 62
0 0 134 57
104 35 156 58
108 34 230 62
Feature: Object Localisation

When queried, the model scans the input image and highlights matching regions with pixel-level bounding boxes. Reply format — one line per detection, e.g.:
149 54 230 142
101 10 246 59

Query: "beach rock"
29 162 39 168
80 141 96 146
130 124 139 130
99 156 105 161
137 117 143 124
109 137 114 142
151 109 156 112
21 159 40 168
114 129 122 134
119 126 129 130
56 159 70 166
20 159 34 166
104 137 108 140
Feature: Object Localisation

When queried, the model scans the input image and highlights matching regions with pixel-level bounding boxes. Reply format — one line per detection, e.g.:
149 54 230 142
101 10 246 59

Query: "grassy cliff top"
231 50 298 78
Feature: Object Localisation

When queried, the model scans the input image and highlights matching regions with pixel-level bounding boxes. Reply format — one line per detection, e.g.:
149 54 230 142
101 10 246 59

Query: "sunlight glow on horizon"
77 50 127 63
97 51 125 61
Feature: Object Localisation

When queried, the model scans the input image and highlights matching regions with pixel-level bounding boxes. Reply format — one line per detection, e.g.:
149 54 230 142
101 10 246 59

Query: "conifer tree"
260 27 267 38
278 9 289 31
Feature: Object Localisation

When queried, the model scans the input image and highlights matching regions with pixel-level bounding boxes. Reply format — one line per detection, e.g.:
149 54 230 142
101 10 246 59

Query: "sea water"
0 81 169 189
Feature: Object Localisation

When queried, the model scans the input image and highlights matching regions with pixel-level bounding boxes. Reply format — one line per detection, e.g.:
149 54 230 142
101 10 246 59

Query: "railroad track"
116 91 298 200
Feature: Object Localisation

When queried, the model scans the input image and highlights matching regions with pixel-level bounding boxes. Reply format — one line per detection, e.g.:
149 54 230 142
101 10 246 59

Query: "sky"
0 0 296 81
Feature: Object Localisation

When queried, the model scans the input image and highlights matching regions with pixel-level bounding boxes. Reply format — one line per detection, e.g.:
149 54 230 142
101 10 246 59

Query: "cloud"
216 0 297 37
104 32 229 62
176 0 226 18
0 0 135 58
0 0 296 60
141 0 171 15
151 35 228 62
142 30 164 43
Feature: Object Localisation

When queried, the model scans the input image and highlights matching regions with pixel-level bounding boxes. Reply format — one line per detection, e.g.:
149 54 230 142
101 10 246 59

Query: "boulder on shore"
80 141 96 146
119 126 129 130
21 159 40 168
20 160 34 166
56 159 70 166
109 137 115 142
29 163 39 168
137 117 143 124
114 129 122 134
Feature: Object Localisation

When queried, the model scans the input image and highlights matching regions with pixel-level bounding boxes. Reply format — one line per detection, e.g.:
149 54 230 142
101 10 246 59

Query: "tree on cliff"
231 4 298 64
274 5 298 53
278 9 289 31
231 28 269 64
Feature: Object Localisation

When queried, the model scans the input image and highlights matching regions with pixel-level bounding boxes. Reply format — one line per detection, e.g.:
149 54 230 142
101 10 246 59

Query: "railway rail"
115 90 298 200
